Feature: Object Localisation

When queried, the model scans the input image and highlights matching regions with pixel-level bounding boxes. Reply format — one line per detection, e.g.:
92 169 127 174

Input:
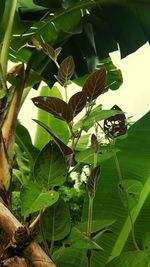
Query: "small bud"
87 165 101 198
91 134 99 153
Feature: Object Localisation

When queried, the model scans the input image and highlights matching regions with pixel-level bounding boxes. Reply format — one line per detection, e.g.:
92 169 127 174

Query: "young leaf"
68 91 87 118
57 56 75 86
33 119 72 156
82 69 106 102
87 165 101 198
104 105 127 138
34 142 67 188
41 42 56 61
91 134 99 153
37 198 71 242
32 96 73 122
20 182 59 217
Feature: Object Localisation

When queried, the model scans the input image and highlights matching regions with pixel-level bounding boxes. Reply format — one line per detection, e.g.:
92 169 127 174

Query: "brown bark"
3 256 28 267
0 202 56 267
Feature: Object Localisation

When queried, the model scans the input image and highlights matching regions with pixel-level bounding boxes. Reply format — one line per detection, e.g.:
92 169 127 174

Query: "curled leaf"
68 91 87 118
32 96 73 123
82 69 106 102
87 165 101 198
103 105 127 138
91 134 99 153
57 56 75 86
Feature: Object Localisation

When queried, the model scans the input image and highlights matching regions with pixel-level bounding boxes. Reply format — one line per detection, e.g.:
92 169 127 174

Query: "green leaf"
53 247 86 267
34 142 67 188
15 122 38 162
105 250 150 267
76 134 90 151
57 56 75 86
37 198 71 242
82 69 106 102
142 231 150 250
118 179 143 211
20 182 59 216
77 219 116 234
33 119 72 156
64 227 103 251
32 96 73 123
75 147 119 165
82 112 150 266
74 107 123 132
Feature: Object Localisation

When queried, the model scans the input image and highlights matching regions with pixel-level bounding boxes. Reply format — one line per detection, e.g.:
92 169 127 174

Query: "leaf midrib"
107 174 150 263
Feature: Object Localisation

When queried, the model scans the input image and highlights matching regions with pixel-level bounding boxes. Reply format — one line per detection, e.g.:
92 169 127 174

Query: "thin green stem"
87 196 93 267
87 196 93 238
0 0 17 75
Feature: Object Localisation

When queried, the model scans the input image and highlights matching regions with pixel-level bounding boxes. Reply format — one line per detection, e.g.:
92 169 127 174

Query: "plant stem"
87 196 93 267
0 0 17 75
87 196 93 238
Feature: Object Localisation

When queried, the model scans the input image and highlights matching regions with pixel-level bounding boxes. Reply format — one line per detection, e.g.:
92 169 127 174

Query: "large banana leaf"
8 0 150 88
82 111 150 266
53 112 150 266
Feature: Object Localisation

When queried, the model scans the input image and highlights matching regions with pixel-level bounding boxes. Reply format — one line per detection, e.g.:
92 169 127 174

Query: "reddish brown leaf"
87 165 101 198
33 119 73 156
103 105 127 138
68 91 87 118
57 56 75 86
82 69 106 102
41 42 55 60
91 134 99 153
32 96 73 123
55 47 62 58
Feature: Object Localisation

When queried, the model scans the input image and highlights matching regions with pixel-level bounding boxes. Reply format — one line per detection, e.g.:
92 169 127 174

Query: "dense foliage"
0 1 150 267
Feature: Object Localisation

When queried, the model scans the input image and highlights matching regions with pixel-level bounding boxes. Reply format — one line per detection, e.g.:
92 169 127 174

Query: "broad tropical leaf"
81 112 150 266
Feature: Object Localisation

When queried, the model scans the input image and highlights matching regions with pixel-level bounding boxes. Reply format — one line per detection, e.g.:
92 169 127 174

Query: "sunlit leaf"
33 119 72 156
